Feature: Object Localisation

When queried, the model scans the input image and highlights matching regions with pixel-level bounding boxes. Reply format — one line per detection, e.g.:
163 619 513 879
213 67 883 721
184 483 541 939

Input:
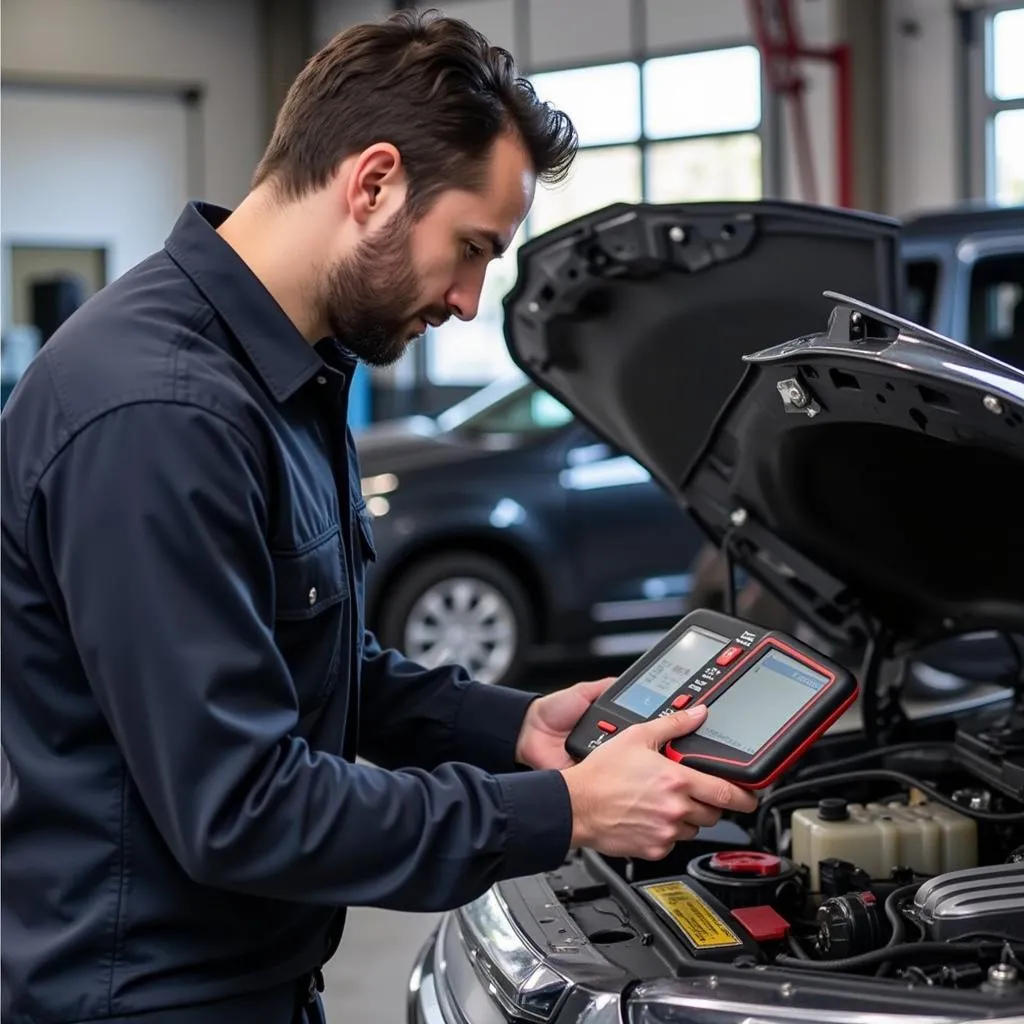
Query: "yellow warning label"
641 881 742 949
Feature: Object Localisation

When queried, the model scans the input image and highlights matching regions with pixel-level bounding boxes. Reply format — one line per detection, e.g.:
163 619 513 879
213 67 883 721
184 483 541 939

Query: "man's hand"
559 705 759 861
514 678 615 771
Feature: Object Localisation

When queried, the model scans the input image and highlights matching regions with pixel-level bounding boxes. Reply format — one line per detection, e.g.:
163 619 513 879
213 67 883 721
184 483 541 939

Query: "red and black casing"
564 608 859 788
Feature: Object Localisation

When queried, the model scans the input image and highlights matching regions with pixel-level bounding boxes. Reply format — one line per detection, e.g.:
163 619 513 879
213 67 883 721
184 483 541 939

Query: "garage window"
986 7 1024 203
427 45 765 385
530 62 642 147
528 145 645 237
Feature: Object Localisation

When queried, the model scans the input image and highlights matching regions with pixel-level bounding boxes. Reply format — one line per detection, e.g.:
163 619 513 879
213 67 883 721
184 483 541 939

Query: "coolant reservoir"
904 802 977 871
791 798 976 892
792 799 894 890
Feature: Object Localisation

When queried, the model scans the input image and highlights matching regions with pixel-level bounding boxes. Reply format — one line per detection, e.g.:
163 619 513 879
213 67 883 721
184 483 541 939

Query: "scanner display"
612 625 729 719
695 649 829 755
565 608 858 786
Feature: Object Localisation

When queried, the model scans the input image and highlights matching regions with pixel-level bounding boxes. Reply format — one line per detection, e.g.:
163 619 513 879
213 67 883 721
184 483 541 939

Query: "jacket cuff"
496 769 573 878
453 682 539 774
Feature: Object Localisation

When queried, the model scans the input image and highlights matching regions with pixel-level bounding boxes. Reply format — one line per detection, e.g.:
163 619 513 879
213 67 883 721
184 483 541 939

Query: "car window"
967 252 1024 369
448 382 574 435
904 258 941 328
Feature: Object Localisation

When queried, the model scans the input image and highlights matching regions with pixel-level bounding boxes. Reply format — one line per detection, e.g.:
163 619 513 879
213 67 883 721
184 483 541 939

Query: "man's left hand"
515 678 615 771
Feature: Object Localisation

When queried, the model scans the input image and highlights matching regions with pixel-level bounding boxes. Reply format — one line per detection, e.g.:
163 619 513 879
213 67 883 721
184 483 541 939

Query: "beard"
316 206 447 368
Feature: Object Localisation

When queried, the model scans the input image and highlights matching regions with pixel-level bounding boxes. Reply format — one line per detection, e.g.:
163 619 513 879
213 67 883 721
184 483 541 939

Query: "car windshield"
435 377 575 435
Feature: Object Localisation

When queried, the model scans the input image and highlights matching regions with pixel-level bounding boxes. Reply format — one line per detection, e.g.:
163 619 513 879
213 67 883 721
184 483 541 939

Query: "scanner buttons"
715 645 743 666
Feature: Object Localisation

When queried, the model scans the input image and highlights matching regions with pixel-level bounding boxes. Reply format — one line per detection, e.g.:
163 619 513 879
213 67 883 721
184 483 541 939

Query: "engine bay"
496 216 1024 1017
544 706 1024 1005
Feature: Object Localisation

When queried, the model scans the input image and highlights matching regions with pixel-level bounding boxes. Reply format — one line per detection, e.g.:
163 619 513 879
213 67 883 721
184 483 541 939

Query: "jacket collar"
164 201 339 403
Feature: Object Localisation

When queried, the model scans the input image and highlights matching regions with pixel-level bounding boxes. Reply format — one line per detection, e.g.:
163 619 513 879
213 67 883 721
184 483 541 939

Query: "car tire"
378 551 535 688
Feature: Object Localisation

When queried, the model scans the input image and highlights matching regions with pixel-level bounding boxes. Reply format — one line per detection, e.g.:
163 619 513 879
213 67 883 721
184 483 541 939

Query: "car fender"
363 488 578 636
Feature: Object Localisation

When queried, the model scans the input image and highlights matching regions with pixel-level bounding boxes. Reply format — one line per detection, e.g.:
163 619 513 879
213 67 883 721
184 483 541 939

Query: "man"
1 11 757 1024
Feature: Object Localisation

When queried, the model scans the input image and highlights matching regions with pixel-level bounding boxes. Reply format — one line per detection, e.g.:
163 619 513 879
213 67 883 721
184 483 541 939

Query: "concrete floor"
322 908 440 1023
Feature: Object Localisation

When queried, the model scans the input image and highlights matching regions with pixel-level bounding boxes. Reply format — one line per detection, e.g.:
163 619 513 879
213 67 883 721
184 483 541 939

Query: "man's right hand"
559 704 758 861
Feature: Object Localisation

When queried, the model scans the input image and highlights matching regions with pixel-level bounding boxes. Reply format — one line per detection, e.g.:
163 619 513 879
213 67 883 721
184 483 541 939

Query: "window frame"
425 40 776 386
966 3 1024 203
523 39 776 235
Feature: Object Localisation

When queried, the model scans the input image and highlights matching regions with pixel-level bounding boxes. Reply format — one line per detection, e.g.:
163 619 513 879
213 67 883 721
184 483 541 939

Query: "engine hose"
792 742 954 780
887 883 920 945
775 940 1024 973
754 769 1024 848
875 882 920 978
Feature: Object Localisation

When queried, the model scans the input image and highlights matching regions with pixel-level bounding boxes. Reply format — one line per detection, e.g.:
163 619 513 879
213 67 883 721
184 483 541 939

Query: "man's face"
320 133 535 366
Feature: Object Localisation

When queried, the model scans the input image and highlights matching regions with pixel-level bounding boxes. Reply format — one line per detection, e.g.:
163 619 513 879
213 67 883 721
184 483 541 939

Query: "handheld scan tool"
565 609 858 788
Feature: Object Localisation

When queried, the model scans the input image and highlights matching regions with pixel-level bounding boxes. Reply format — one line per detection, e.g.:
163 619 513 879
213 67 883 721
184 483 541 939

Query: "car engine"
544 708 1024 1001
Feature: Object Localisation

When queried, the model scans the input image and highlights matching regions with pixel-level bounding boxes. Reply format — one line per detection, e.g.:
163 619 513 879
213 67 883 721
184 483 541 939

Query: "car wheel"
379 552 534 687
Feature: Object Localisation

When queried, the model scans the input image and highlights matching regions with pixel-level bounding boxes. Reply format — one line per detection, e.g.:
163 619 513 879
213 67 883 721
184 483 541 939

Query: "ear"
346 143 406 226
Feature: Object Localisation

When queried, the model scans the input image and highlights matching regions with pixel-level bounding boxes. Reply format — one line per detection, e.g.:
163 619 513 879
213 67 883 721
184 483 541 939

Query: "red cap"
732 905 790 942
709 851 782 877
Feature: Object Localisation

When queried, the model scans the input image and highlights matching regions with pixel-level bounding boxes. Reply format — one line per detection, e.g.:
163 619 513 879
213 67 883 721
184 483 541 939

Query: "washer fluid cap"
709 851 782 877
818 797 849 822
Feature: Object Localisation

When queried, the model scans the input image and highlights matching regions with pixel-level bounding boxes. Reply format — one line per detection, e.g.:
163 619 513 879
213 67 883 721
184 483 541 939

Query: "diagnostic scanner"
565 609 859 788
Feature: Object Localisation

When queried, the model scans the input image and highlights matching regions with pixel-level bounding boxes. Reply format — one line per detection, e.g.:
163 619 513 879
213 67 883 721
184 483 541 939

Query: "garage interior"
2 1 1023 1022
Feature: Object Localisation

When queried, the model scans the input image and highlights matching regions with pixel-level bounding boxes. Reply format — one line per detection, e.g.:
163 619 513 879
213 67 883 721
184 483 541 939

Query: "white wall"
1 90 191 284
884 0 961 216
1 0 265 208
314 0 393 48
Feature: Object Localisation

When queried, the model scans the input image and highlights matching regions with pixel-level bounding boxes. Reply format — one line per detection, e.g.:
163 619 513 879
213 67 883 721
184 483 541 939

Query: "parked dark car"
357 372 702 686
357 201 1024 688
406 209 1024 1022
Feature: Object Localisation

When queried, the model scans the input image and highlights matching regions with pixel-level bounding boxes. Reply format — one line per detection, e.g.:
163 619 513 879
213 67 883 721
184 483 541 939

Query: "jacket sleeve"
357 634 543 774
35 401 572 912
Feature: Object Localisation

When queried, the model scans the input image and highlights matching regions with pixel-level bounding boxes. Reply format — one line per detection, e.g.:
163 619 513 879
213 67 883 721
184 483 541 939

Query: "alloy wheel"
403 575 518 684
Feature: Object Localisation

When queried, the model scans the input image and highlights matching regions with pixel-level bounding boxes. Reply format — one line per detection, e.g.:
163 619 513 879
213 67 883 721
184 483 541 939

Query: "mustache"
417 307 451 329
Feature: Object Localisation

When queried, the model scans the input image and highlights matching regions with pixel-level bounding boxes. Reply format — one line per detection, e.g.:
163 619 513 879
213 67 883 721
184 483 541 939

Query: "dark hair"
253 8 578 215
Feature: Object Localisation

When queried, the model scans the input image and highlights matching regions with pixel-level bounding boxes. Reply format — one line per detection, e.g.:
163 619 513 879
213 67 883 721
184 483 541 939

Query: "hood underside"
682 293 1024 647
504 201 1024 650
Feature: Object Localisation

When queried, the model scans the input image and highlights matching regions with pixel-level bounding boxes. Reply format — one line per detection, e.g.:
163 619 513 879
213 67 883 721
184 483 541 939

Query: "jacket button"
308 587 318 605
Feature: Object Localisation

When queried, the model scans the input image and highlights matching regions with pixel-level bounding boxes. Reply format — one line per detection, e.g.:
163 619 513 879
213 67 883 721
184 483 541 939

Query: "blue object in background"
347 361 371 431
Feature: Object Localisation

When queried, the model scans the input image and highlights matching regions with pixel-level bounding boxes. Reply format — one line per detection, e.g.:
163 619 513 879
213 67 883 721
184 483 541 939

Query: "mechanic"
0 11 758 1024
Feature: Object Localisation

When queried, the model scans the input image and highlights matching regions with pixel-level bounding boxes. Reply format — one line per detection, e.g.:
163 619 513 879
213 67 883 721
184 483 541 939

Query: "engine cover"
913 862 1024 942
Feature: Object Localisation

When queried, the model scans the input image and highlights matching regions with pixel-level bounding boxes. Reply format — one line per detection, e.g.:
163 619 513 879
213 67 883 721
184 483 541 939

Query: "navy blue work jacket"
0 202 572 1024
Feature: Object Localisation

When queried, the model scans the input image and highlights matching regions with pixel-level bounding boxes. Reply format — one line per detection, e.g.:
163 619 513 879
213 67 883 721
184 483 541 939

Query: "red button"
716 645 743 666
597 720 617 733
731 905 790 943
672 694 691 709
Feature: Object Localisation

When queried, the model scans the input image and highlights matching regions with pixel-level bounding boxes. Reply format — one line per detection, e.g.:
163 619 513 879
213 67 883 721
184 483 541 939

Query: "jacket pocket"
271 529 348 620
271 528 348 710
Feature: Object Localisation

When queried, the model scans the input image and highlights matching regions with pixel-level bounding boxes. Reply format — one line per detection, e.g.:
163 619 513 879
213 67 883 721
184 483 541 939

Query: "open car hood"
504 201 1024 650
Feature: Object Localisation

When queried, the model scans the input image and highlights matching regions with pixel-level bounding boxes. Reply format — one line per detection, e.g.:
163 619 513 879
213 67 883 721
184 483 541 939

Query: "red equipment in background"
747 0 853 208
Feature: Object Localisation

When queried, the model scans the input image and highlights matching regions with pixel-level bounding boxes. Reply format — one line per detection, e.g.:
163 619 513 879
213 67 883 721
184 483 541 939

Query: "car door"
557 424 703 657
